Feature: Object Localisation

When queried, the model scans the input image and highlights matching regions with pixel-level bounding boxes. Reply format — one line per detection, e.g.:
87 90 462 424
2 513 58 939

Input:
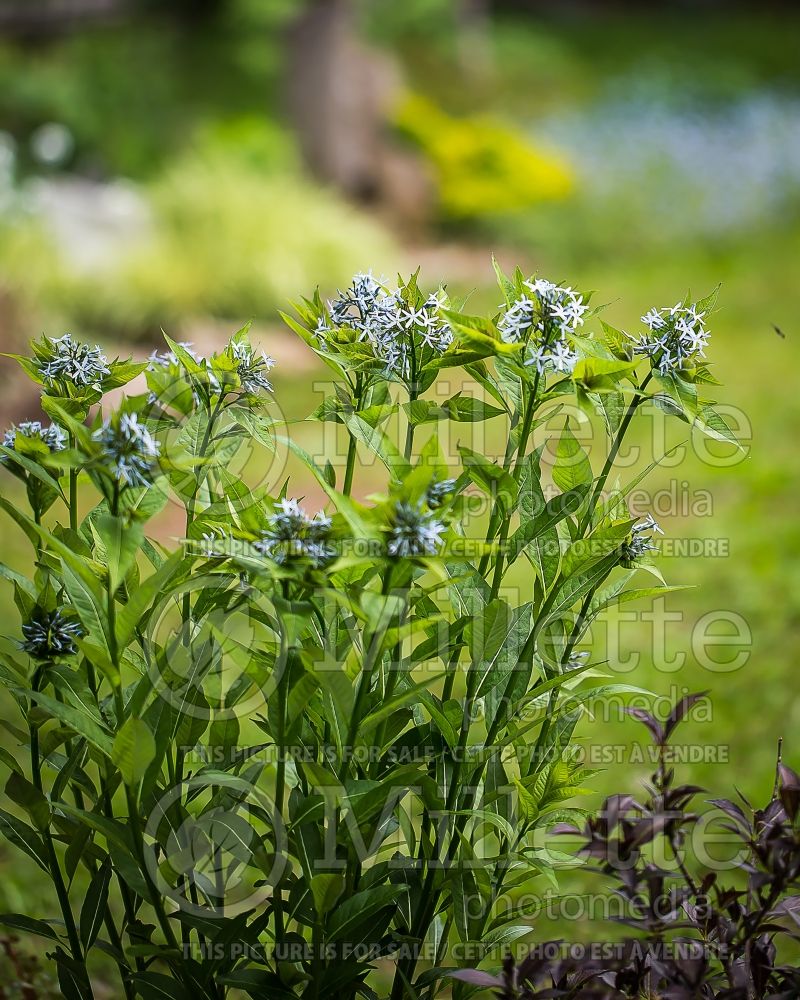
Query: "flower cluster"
21 609 83 659
633 301 710 374
93 413 160 488
619 513 663 568
498 278 588 374
38 333 110 390
566 650 590 671
231 341 276 395
147 342 201 370
2 420 66 456
147 342 205 409
316 272 452 380
387 501 445 558
196 526 239 560
254 499 336 568
425 476 457 510
148 339 275 399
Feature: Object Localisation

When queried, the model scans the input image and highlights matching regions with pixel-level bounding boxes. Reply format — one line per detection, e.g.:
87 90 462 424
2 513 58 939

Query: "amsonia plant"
0 263 739 999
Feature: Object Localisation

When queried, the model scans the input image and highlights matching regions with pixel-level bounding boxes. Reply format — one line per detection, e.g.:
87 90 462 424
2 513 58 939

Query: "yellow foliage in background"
395 93 574 220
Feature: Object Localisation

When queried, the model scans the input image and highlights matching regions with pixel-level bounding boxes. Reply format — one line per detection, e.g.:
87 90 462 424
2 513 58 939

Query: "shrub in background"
0 131 398 340
394 95 574 220
456 694 800 999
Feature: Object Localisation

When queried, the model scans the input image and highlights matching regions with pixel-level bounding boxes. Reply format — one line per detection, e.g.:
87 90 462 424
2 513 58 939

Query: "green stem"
343 376 363 497
475 422 519 580
176 393 224 823
486 382 539 597
84 658 144 977
525 374 653 774
489 374 652 774
442 382 541 834
103 908 135 1000
391 379 543 999
105 490 184 973
339 574 394 784
412 566 563 969
343 434 358 497
125 785 182 954
440 638 463 705
32 746 84 967
404 388 418 461
68 431 78 532
477 374 539 580
405 341 419 461
373 589 412 767
29 673 87 981
527 585 597 780
579 371 652 534
273 626 292 941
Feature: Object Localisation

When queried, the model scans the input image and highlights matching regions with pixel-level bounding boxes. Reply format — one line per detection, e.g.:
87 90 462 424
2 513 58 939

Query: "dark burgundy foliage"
454 694 800 999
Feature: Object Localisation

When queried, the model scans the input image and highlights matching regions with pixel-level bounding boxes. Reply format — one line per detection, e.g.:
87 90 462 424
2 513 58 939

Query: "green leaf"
598 390 625 435
95 513 144 594
117 549 185 649
208 715 240 754
327 885 402 941
552 420 592 492
451 864 492 943
310 873 345 918
54 948 92 1000
459 445 517 517
514 779 540 824
0 809 49 871
220 969 297 998
418 694 459 748
25 690 114 756
590 584 689 616
5 772 50 831
492 254 516 307
48 664 105 727
693 404 744 450
447 395 505 422
0 495 40 546
0 445 65 499
652 371 699 422
544 553 620 629
0 913 59 941
80 857 112 950
409 394 506 423
112 717 156 786
508 483 589 565
130 973 192 1000
60 561 111 658
466 599 532 699
343 411 411 481
57 803 133 852
0 562 36 597
359 672 446 734
571 355 637 389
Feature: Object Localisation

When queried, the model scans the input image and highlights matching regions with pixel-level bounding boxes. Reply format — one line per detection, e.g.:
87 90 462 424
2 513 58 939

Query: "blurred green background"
0 0 799 993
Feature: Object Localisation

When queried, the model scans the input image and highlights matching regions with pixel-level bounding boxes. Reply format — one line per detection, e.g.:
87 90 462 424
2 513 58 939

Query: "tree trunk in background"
285 0 389 201
456 0 492 78
284 0 434 233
